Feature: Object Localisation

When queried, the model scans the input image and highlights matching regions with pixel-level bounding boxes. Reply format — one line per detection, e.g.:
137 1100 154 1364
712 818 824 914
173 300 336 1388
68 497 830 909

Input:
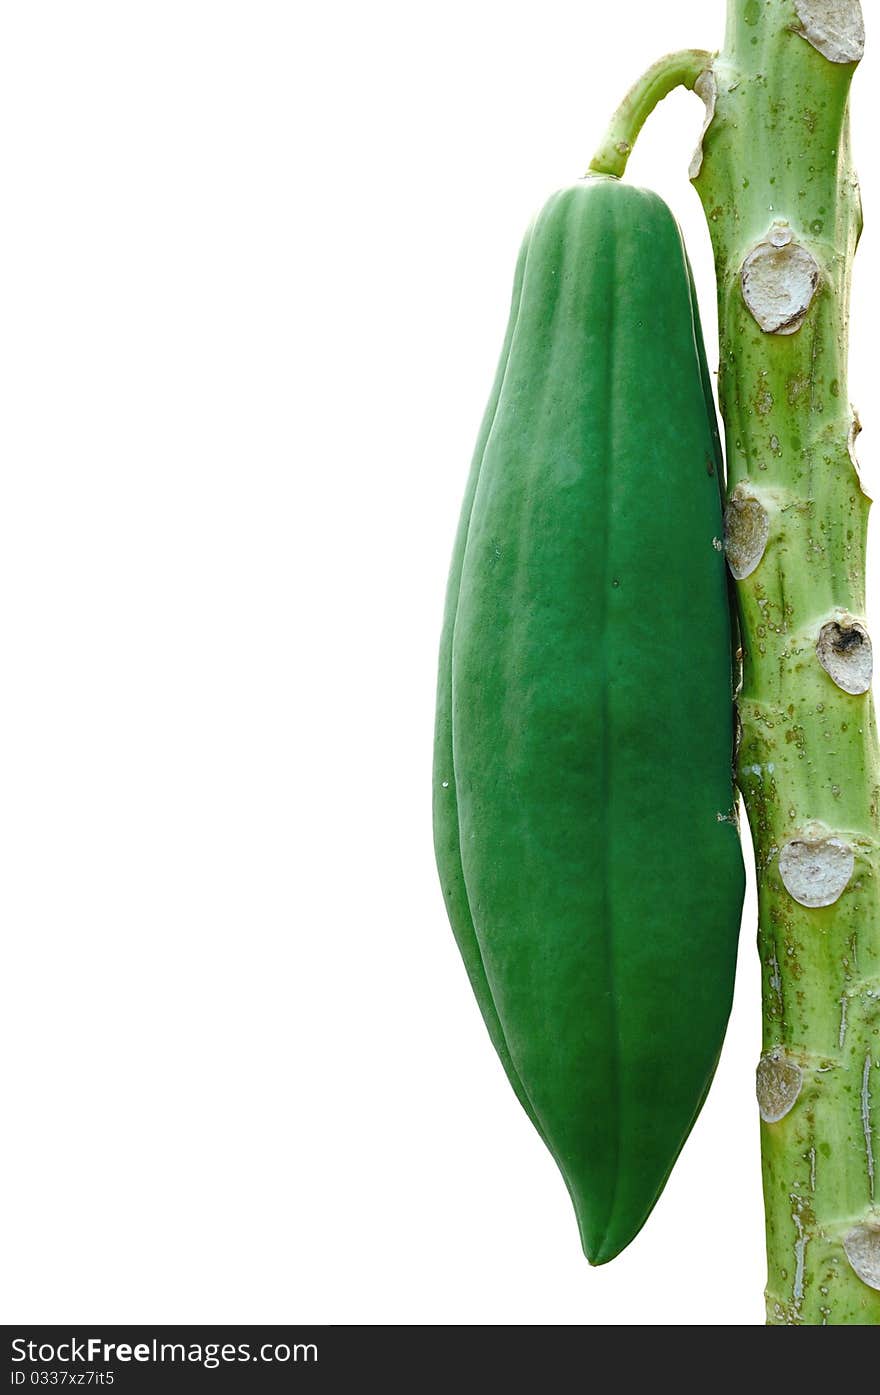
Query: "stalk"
590 0 880 1324
587 49 711 179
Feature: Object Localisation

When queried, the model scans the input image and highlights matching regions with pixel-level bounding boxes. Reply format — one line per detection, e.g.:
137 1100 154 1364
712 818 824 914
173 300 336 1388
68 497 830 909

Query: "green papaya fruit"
433 178 745 1264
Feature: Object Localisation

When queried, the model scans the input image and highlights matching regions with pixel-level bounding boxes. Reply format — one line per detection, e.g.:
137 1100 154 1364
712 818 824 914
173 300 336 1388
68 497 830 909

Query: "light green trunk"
592 0 880 1324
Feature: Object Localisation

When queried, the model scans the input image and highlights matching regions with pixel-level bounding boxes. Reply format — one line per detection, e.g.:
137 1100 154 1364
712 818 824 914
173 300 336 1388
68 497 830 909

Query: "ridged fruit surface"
433 178 745 1263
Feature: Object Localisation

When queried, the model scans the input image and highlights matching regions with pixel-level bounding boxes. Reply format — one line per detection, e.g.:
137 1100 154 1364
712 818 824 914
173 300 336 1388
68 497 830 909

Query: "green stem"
588 49 712 178
693 0 879 1326
593 0 880 1325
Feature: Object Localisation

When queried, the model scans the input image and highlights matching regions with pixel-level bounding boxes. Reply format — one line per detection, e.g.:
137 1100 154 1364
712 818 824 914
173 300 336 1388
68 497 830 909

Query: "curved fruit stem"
588 48 712 179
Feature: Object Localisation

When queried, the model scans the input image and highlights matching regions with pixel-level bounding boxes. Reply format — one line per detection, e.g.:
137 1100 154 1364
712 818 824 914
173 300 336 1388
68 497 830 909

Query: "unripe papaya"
433 178 745 1264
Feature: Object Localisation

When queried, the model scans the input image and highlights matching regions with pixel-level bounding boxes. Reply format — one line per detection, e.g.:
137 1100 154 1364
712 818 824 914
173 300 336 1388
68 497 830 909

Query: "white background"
1 1 876 1327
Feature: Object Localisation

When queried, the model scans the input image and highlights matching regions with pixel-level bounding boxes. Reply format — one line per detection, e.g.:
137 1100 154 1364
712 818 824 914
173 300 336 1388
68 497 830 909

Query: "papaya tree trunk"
591 0 880 1324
